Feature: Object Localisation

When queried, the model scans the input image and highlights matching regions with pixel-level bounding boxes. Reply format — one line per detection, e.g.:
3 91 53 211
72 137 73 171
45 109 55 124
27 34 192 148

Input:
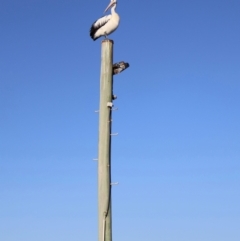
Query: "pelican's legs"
104 32 108 39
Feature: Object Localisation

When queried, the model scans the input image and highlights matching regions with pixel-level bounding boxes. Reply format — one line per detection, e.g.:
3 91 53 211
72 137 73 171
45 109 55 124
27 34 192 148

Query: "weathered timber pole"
98 39 113 241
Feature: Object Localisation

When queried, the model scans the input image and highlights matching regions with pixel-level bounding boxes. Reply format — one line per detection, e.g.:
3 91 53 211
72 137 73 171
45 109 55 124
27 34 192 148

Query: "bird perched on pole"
90 0 120 41
113 61 130 75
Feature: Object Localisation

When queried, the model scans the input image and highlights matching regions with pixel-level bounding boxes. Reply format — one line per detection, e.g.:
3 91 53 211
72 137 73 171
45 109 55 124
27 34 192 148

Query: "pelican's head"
104 0 117 12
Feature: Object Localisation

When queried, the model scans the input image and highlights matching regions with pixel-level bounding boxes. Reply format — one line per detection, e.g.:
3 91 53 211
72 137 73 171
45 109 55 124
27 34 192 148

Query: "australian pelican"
90 0 120 41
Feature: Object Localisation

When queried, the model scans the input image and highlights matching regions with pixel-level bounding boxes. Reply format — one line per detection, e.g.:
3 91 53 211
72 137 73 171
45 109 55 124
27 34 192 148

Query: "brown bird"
113 61 130 75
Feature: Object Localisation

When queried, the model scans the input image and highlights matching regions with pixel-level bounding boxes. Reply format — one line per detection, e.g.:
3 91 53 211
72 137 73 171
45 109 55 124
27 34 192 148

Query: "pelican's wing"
90 14 111 39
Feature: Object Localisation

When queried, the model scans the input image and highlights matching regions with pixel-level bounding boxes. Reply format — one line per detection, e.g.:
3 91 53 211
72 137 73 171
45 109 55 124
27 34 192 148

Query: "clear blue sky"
1 0 240 240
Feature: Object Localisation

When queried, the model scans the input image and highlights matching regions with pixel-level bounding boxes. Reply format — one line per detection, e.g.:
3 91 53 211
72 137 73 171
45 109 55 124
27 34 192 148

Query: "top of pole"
102 39 114 44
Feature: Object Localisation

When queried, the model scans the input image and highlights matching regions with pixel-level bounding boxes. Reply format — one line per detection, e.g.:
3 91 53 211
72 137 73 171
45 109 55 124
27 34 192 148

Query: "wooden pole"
98 39 113 241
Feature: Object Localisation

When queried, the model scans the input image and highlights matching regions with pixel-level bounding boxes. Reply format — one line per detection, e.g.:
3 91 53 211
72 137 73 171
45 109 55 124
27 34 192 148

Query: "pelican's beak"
104 1 114 12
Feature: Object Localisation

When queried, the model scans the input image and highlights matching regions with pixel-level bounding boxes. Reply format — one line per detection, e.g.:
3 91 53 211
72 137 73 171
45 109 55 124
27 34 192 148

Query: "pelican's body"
90 0 120 41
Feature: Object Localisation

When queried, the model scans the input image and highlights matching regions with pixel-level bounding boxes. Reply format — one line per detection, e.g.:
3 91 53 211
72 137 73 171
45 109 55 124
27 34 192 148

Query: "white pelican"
90 0 120 41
